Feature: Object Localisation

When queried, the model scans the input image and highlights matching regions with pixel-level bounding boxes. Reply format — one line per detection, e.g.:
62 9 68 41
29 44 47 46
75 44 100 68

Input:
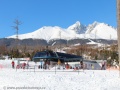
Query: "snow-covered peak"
67 21 80 30
67 21 86 34
85 22 117 39
86 21 100 34
92 21 100 25
7 21 117 40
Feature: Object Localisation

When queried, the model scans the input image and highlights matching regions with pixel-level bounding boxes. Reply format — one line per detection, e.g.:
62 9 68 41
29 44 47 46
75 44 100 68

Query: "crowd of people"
11 60 106 70
10 60 85 70
11 60 28 69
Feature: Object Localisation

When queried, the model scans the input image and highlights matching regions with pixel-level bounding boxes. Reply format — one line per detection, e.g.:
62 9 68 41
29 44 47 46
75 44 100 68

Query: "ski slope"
0 60 120 90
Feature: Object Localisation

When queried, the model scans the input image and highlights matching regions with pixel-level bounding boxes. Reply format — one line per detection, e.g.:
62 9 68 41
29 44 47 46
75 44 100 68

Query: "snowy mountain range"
7 21 117 41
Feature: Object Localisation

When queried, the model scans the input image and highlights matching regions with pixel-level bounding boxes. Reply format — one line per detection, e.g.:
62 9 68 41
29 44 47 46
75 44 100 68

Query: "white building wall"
83 60 107 70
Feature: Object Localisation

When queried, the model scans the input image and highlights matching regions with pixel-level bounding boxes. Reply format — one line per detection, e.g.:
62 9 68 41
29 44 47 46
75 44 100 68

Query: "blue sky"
0 0 116 38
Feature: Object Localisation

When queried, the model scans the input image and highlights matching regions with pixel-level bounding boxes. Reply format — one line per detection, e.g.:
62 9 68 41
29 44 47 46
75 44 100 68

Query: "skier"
22 62 26 69
11 61 15 69
101 60 105 70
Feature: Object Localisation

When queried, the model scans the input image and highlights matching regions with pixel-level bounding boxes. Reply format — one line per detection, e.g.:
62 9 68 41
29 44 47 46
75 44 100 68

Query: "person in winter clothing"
11 61 15 69
22 62 26 69
101 60 105 70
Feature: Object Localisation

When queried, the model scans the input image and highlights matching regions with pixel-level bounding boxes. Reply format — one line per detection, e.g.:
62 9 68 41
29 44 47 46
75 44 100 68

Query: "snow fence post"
55 64 56 74
16 66 17 72
34 65 35 73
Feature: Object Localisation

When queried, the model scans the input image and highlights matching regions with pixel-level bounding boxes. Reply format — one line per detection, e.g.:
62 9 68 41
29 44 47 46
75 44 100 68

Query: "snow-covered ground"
0 60 120 90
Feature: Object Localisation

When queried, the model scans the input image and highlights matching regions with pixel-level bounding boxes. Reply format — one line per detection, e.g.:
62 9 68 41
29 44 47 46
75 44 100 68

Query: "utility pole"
95 30 97 41
117 0 120 77
59 31 61 52
12 19 21 48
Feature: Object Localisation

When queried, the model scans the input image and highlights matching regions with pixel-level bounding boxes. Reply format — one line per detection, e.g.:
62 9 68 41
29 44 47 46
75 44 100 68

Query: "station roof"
33 50 83 62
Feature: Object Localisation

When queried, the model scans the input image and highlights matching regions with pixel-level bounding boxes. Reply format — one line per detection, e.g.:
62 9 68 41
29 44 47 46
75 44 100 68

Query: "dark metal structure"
32 50 83 63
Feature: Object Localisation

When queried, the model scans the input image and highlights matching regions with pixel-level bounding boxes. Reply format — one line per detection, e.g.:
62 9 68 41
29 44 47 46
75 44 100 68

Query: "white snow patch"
0 60 120 90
